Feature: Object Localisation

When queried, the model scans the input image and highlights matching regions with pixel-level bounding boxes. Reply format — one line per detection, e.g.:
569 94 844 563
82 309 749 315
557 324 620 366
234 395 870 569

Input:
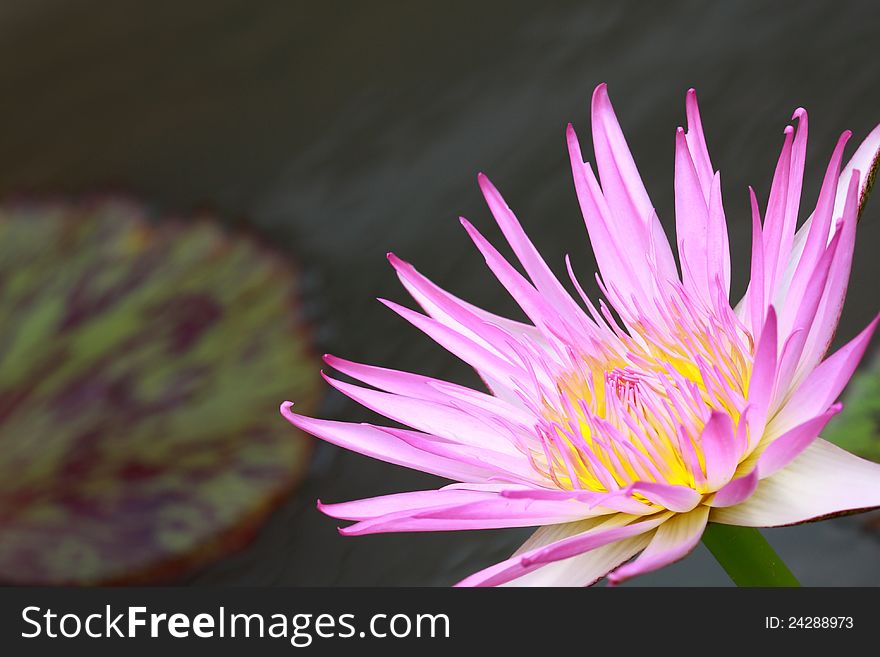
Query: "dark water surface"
1 0 878 585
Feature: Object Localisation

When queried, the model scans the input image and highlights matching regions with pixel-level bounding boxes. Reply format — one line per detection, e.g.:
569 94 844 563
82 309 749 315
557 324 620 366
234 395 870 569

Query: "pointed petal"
567 124 652 313
477 173 588 320
770 314 878 435
706 171 731 299
700 412 738 491
745 187 766 335
840 122 880 220
322 373 524 454
675 126 711 302
747 307 778 443
319 486 517 520
323 354 533 425
795 172 860 378
710 467 759 508
333 493 608 535
280 403 495 482
756 404 842 479
590 83 654 229
684 88 714 200
710 439 880 526
606 506 709 585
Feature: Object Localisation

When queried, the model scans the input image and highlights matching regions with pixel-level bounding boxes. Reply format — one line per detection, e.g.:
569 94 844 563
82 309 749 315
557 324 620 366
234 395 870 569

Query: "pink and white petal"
606 506 710 585
756 403 842 479
280 403 496 483
709 439 880 527
776 131 850 312
700 412 738 491
837 122 880 220
779 122 880 290
455 512 669 587
769 314 879 436
501 533 653 587
795 173 860 379
461 519 652 587
772 226 842 399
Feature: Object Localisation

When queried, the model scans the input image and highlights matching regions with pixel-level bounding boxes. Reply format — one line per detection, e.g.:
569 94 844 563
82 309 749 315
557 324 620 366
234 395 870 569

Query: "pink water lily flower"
282 84 880 586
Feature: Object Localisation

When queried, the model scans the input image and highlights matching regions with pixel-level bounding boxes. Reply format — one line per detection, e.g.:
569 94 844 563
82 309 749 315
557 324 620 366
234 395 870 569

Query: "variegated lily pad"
824 352 880 464
0 200 318 584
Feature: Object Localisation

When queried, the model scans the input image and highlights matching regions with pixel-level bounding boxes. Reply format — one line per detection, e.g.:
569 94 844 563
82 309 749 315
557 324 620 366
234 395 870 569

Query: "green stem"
701 523 800 587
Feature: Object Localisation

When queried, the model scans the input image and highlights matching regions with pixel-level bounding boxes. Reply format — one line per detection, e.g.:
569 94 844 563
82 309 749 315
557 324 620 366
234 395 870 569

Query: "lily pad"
823 352 880 463
0 199 319 584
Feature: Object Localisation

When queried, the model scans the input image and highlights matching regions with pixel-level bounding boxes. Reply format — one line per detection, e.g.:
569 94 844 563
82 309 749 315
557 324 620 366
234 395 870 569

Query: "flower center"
532 295 753 496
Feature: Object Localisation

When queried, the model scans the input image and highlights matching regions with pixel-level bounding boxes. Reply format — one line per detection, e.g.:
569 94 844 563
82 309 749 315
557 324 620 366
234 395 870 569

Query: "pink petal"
709 439 880 527
378 297 524 386
590 84 677 283
566 125 652 314
477 173 588 320
706 171 731 300
795 172 860 379
280 402 495 482
322 372 524 454
700 412 738 491
459 217 581 343
602 481 702 513
606 506 709 585
776 131 850 312
756 404 842 479
747 307 778 444
674 125 711 302
770 314 878 435
333 493 608 535
323 354 533 425
684 88 714 200
710 468 759 508
590 83 654 222
745 186 766 336
319 485 520 520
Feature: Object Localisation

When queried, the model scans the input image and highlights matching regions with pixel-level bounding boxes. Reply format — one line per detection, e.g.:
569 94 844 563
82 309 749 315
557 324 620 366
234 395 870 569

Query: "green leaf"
823 352 880 463
0 200 320 584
